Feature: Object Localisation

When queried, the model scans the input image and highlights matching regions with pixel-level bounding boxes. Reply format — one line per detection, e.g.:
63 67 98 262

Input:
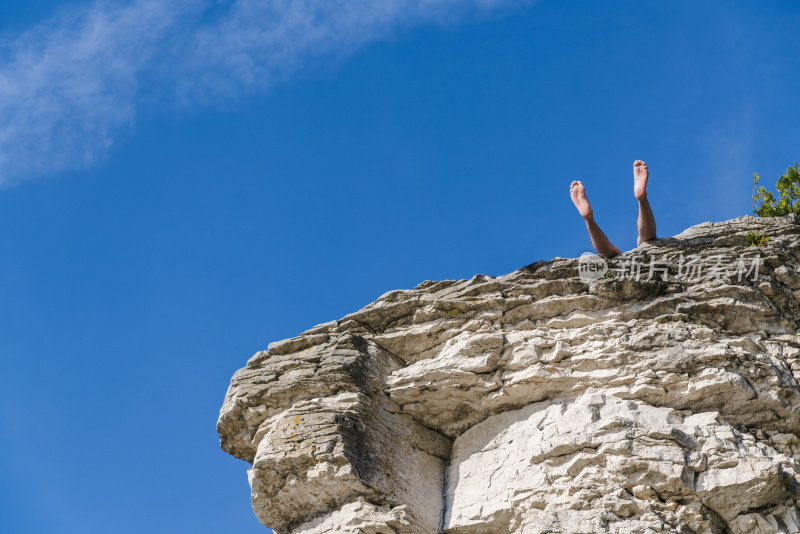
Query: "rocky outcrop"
219 215 800 533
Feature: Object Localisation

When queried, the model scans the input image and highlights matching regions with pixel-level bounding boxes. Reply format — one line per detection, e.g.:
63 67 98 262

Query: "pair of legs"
569 160 656 258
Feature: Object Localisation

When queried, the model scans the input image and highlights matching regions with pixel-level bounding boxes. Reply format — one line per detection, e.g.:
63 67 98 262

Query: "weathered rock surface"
219 215 800 533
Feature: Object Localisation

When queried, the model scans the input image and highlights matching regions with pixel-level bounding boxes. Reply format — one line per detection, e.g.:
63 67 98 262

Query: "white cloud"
0 1 191 183
0 0 528 185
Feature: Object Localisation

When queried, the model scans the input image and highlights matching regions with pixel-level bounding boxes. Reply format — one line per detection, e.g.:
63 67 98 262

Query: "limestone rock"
219 214 800 533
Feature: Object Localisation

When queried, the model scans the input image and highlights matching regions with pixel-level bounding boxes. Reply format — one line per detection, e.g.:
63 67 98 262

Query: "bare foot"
570 180 593 218
633 160 649 200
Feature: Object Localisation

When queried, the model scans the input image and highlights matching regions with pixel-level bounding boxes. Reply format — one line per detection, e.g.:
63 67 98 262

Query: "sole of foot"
634 160 648 200
570 180 593 218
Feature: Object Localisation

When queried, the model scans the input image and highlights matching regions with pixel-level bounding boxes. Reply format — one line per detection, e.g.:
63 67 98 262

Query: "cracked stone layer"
219 214 800 533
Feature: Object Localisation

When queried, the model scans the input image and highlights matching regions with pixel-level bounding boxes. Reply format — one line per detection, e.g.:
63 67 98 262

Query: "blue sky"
0 1 798 533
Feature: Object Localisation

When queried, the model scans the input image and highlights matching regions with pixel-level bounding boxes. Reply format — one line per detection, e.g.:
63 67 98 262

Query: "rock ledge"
219 215 800 533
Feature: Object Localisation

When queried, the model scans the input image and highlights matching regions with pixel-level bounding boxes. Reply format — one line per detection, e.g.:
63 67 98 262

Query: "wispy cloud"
0 0 527 185
0 0 191 183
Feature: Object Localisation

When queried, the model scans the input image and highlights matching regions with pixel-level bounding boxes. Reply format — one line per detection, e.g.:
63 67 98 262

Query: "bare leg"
570 180 622 258
633 160 656 246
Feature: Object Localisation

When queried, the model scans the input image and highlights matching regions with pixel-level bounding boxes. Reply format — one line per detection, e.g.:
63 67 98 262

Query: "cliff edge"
219 215 800 533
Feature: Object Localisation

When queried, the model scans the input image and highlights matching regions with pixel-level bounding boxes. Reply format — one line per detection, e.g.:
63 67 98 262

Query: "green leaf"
752 162 800 217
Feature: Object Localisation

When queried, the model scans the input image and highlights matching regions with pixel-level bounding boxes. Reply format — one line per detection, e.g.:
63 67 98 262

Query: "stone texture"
219 214 800 533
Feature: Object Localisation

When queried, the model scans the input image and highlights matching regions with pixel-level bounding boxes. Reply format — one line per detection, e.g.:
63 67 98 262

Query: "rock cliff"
218 215 800 533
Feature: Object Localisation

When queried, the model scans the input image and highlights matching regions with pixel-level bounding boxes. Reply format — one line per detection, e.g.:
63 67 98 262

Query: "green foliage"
745 231 770 247
655 313 688 324
752 162 800 217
